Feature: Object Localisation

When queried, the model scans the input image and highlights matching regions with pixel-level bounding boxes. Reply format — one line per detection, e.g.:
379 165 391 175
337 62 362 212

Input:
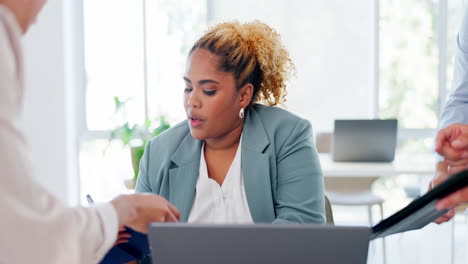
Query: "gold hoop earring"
239 108 245 119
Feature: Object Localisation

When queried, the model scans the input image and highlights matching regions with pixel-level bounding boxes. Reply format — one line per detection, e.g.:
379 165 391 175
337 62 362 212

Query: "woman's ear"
239 83 254 108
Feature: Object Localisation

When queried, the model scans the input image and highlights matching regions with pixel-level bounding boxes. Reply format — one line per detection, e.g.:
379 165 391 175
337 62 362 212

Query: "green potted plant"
109 97 170 189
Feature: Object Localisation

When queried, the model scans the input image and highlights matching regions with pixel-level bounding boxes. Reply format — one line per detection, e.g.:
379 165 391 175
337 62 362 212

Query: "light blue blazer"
135 104 325 224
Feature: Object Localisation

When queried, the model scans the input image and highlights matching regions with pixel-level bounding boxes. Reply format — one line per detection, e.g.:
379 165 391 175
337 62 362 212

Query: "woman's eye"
184 88 192 93
203 90 216 96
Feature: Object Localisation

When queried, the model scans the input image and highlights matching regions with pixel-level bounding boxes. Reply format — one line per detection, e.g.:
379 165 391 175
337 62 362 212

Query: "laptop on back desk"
332 119 398 162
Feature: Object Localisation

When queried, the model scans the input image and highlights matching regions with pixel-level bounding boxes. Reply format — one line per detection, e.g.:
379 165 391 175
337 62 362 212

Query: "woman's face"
183 48 247 141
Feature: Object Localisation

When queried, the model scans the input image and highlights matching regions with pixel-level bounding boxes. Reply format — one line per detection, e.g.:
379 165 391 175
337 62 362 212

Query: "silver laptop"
332 119 398 162
148 223 370 264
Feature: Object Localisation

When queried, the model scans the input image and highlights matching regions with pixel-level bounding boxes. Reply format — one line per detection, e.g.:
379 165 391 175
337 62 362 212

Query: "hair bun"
191 20 295 106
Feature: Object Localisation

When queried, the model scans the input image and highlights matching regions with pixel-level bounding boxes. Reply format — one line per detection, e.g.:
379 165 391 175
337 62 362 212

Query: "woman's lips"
189 117 203 128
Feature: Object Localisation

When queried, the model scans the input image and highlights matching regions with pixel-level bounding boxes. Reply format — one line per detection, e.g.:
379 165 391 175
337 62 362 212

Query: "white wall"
21 0 80 205
210 0 375 131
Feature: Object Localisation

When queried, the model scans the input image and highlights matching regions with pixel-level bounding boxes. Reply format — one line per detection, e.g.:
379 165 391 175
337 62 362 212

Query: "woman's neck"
204 121 243 152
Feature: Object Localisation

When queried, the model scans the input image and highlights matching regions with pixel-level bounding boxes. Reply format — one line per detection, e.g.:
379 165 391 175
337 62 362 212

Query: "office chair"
316 132 386 264
325 195 334 225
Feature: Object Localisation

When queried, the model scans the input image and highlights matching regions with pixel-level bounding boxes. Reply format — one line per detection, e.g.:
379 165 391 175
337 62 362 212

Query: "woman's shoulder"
245 105 315 166
249 104 313 150
147 120 190 155
252 104 311 129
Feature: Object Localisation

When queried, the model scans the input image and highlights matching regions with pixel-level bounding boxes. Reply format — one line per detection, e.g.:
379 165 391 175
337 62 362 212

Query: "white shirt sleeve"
0 5 118 264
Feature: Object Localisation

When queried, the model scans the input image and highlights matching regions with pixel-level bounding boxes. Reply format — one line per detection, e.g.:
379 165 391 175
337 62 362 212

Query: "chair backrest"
316 134 334 224
324 195 334 224
316 132 333 154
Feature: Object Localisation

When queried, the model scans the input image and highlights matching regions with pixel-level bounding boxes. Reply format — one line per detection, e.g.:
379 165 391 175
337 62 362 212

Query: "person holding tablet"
434 123 468 211
432 5 468 224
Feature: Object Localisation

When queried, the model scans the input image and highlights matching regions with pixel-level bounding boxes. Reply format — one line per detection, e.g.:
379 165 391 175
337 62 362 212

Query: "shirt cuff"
93 202 118 262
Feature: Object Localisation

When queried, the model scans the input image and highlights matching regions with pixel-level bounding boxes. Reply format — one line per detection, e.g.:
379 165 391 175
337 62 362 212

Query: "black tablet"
371 169 468 240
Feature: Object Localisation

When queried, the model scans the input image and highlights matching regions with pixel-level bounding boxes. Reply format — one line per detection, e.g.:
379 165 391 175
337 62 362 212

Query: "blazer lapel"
167 106 274 222
168 133 202 222
242 107 275 223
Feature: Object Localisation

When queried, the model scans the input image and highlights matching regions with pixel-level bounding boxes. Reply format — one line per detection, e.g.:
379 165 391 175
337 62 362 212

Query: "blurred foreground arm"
111 193 180 233
0 5 178 263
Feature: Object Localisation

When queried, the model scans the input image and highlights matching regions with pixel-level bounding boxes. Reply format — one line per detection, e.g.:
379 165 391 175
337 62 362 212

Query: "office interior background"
21 0 466 263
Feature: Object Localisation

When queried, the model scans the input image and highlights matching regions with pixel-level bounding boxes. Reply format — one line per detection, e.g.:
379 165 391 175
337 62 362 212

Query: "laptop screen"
333 119 398 162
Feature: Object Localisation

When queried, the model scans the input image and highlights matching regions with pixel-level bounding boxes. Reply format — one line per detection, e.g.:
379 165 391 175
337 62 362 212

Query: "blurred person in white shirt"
0 0 180 263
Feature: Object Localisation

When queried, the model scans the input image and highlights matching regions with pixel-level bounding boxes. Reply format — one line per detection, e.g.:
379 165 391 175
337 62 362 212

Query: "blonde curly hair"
190 20 295 106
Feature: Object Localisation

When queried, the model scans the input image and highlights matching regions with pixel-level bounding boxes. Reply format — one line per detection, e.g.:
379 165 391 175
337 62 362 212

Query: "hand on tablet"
432 123 468 224
436 186 468 211
430 162 456 224
114 227 132 246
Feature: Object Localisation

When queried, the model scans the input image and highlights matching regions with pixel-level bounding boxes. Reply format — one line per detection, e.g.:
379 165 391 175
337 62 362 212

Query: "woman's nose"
187 89 201 109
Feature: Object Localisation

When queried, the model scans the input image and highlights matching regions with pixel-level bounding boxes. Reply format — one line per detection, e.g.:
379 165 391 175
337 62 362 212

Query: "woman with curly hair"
136 19 325 228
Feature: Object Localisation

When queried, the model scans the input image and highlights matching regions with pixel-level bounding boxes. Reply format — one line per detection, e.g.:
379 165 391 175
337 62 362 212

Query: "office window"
145 0 207 120
379 0 439 128
83 0 145 130
447 0 466 94
80 0 207 202
80 0 466 201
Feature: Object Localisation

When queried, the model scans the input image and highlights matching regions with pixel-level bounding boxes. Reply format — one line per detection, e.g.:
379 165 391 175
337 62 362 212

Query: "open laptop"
148 224 370 264
332 119 398 162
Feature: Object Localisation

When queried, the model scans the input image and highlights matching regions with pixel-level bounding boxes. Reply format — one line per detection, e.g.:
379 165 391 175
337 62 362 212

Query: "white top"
0 5 117 264
188 138 254 223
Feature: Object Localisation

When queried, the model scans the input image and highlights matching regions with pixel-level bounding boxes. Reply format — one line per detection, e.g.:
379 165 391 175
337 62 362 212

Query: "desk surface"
319 154 435 177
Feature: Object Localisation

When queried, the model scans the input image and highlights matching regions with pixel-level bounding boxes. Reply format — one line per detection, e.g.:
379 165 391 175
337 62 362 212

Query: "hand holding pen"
86 193 180 234
87 195 133 245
